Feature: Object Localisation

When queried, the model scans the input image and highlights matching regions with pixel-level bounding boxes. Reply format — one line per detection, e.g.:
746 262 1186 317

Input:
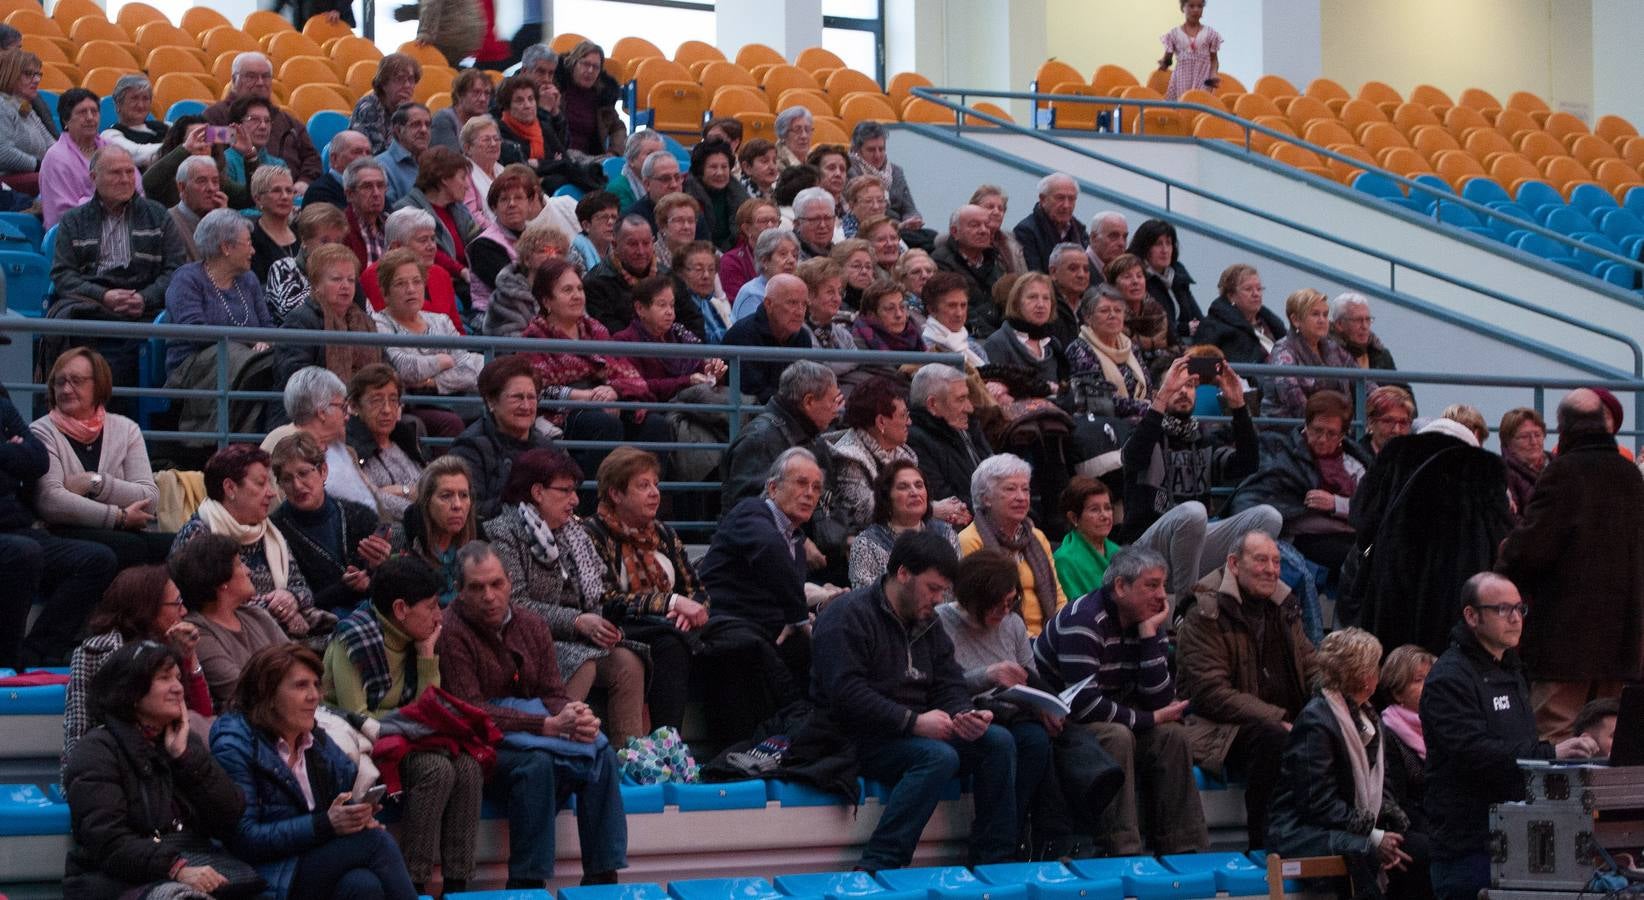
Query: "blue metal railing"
914 86 1644 285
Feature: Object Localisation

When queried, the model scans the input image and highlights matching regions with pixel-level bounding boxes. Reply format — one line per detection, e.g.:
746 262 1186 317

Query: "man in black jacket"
1421 572 1596 900
1012 172 1088 274
0 392 117 667
1119 353 1280 596
812 530 1016 870
722 273 812 404
931 205 1007 338
302 130 371 211
906 363 991 518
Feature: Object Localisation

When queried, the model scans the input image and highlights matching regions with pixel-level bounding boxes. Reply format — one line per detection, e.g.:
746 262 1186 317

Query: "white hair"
910 363 966 410
792 187 834 221
1091 210 1127 231
766 446 819 492
1329 291 1371 323
194 208 250 259
1048 242 1086 270
1036 172 1075 197
640 149 677 180
284 366 347 425
385 207 436 245
175 154 217 186
970 452 1032 519
231 51 271 80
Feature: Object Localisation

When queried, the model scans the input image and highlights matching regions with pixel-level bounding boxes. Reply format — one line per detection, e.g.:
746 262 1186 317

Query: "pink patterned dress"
1161 25 1223 101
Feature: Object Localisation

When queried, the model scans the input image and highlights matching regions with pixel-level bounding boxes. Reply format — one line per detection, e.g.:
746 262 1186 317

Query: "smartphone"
373 521 393 540
350 784 388 806
1186 356 1222 382
203 125 233 145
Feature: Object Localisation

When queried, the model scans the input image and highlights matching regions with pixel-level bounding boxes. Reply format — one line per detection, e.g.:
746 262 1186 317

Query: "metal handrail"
919 86 1644 282
893 96 1644 379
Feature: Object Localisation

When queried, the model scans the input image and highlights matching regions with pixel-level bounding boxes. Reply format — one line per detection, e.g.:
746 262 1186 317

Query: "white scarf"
196 498 293 591
1323 689 1384 822
1078 325 1149 401
923 317 986 368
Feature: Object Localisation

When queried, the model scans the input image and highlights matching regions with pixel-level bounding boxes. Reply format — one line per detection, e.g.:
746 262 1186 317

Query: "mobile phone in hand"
203 125 233 145
350 784 387 806
1186 356 1222 382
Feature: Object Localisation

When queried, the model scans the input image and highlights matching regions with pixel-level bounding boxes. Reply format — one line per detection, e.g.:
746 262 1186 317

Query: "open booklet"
981 673 1095 717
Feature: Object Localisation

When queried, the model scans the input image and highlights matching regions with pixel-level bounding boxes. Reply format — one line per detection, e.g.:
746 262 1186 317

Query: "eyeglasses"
1304 425 1343 441
1473 602 1529 619
798 214 836 225
362 396 402 412
1341 315 1375 326
21 69 42 80
499 391 537 406
543 483 577 494
53 374 92 388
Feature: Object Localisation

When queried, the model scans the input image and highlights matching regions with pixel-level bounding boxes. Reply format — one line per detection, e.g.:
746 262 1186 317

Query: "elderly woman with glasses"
346 364 426 522
774 107 815 173
848 121 923 230
274 243 383 388
268 431 394 616
673 240 733 343
262 366 385 516
553 40 626 157
958 453 1066 638
1499 407 1550 521
249 164 298 282
372 247 484 435
1360 386 1414 458
365 207 468 337
40 88 107 228
1229 390 1370 577
99 74 165 168
450 356 556 522
30 347 170 569
1262 288 1363 421
459 114 506 226
485 220 574 338
719 197 781 303
0 49 57 185
1267 628 1431 900
351 53 423 155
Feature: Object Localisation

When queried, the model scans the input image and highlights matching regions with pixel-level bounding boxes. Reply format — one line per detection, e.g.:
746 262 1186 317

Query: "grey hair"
1036 172 1075 196
174 153 217 186
948 203 985 233
1328 291 1371 323
775 359 837 407
792 186 834 220
283 365 346 425
615 213 653 240
455 539 501 583
765 446 819 492
909 363 966 410
754 227 799 265
389 101 430 130
89 145 133 175
624 129 663 167
194 208 250 259
1048 241 1086 271
775 106 814 138
248 163 291 198
850 119 887 150
1091 210 1127 231
1102 546 1169 589
640 149 677 180
343 156 387 191
1078 286 1124 322
1232 529 1278 559
519 43 556 72
231 51 272 80
385 206 437 245
969 452 1032 517
111 73 151 105
329 129 367 157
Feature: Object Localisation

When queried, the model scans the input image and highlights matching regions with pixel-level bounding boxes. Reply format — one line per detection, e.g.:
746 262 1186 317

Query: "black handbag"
153 830 266 899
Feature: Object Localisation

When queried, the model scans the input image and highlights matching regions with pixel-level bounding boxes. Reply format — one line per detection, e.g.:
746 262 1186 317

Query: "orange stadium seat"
632 57 693 107
709 84 768 117
648 81 706 140
180 7 232 37
1192 113 1243 143
776 89 834 118
839 92 898 128
902 97 956 124
1516 130 1565 161
115 2 166 39
1409 83 1453 111
1411 125 1461 162
824 68 881 102
1442 105 1490 140
673 40 724 68
1269 142 1331 179
49 0 101 27
1091 64 1138 95
300 14 353 43
1339 99 1389 138
201 26 263 62
1047 83 1105 130
1034 59 1083 95
1570 133 1620 169
812 116 848 145
1249 116 1296 155
1597 115 1638 147
280 56 344 88
762 65 822 99
242 10 295 39
887 71 932 110
611 36 664 64
1392 102 1441 136
734 111 776 142
795 47 846 74
76 39 142 73
549 32 586 55
1301 118 1353 147
735 43 786 70
1377 146 1431 177
395 40 446 70
286 82 353 121
1544 112 1589 142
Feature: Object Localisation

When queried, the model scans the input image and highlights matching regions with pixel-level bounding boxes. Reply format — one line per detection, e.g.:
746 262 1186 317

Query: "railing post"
726 356 743 443
216 337 231 449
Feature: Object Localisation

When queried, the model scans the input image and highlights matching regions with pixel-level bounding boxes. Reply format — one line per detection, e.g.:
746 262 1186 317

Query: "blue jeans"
1430 852 1490 900
287 828 418 900
856 724 1017 870
487 744 628 881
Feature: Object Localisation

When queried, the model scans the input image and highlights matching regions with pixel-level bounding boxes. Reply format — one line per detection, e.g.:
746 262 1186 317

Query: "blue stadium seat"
1159 852 1268 895
873 867 983 893
1191 766 1226 790
1514 180 1563 214
99 95 117 129
39 90 59 128
1066 858 1217 900
1514 231 1583 268
1434 202 1494 239
449 892 550 899
766 779 859 807
973 863 1121 900
773 872 917 899
1599 208 1644 243
0 784 71 837
619 782 666 813
0 250 51 317
0 213 43 252
663 780 768 811
1460 178 1511 208
1479 205 1529 241
1351 170 1403 201
1539 206 1593 236
1569 231 1623 271
1247 852 1300 893
1598 260 1639 288
559 884 670 900
660 133 691 168
553 184 585 200
0 677 66 715
669 877 788 900
1625 185 1644 218
1407 174 1452 214
602 156 626 184
166 99 208 122
307 110 350 154
1569 183 1618 217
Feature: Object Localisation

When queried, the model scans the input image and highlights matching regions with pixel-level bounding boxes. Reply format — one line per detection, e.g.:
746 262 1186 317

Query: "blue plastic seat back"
1408 174 1452 213
553 183 585 200
307 110 350 154
1625 185 1644 217
602 155 626 184
1515 231 1570 259
1435 201 1483 228
165 99 208 123
0 213 43 252
662 779 766 811
0 783 71 836
1159 852 1268 895
767 778 859 807
99 95 117 129
1515 180 1563 212
558 883 671 900
1351 170 1404 200
1460 177 1511 207
1569 182 1618 216
0 250 50 317
39 90 59 127
1540 206 1593 235
774 872 885 897
974 863 1083 886
660 133 691 168
669 877 787 900
1601 260 1639 288
1599 208 1644 243
873 867 981 893
1068 858 1218 900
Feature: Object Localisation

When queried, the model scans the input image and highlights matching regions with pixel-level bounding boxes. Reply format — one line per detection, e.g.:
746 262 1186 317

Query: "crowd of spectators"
1 33 1637 900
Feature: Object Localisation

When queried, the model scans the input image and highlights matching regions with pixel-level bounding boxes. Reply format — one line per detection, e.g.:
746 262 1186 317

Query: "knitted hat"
1591 387 1624 432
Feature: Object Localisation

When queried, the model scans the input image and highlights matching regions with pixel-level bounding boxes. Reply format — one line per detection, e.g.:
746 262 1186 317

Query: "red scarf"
503 112 544 160
49 406 106 444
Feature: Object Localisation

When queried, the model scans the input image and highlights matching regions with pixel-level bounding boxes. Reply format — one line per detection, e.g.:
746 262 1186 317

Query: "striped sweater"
1032 585 1175 729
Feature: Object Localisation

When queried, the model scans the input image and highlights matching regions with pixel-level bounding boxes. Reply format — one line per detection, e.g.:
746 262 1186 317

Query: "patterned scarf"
518 501 559 564
1079 325 1147 400
1161 411 1201 445
49 406 106 444
849 151 892 191
851 315 923 352
334 605 417 711
595 501 671 594
974 511 1059 629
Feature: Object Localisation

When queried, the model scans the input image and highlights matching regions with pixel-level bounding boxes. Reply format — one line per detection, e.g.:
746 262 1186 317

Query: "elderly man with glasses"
203 52 320 189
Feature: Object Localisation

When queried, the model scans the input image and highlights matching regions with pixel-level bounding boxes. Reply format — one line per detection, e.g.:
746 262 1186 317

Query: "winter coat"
1383 726 1427 834
1420 622 1552 860
1496 429 1644 681
483 261 539 338
1260 334 1363 421
906 406 993 509
683 174 752 252
721 396 832 506
1176 565 1316 774
1266 694 1411 899
395 187 482 268
930 241 1007 338
209 711 359 899
553 57 626 157
1341 432 1512 654
1190 296 1287 366
1143 261 1203 339
1228 424 1372 526
63 719 245 900
269 496 383 614
698 497 809 640
1116 406 1261 544
51 195 185 316
346 416 426 474
449 411 556 522
1011 203 1089 274
493 104 570 174
0 394 50 530
721 305 812 404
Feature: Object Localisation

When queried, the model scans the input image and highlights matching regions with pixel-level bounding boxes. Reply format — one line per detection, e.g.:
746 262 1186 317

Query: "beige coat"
29 412 159 530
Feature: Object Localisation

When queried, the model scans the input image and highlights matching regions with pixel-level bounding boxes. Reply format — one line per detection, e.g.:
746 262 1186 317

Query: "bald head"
951 204 991 254
1557 388 1608 434
764 273 809 340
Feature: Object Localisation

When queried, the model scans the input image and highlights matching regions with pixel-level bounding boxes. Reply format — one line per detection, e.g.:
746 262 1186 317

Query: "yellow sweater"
958 522 1067 637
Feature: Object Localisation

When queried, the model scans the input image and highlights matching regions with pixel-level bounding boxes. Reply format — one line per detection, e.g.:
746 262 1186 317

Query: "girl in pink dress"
1158 0 1222 101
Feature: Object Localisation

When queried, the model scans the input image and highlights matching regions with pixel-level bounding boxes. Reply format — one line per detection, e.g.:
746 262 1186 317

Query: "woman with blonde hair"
1262 288 1361 420
1267 628 1431 899
982 273 1067 397
406 455 477 604
484 220 572 337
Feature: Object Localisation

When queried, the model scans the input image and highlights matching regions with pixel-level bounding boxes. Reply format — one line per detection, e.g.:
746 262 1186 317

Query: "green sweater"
322 608 441 719
1053 531 1121 601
